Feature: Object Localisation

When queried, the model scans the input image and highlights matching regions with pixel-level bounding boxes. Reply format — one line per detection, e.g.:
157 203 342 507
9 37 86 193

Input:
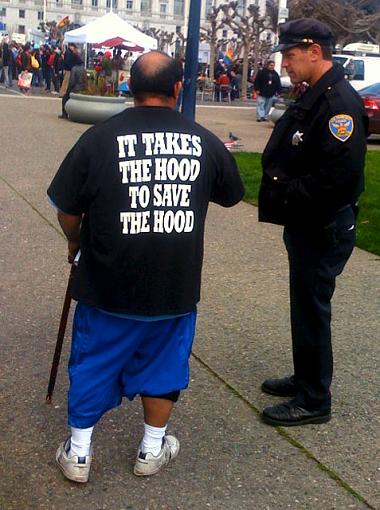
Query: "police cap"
273 18 335 52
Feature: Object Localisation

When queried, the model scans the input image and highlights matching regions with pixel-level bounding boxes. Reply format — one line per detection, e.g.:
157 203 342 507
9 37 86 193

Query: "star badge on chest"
292 130 304 146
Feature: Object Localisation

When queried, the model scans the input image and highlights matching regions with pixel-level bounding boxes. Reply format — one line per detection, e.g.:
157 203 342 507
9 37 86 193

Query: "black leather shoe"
261 376 297 397
261 400 331 427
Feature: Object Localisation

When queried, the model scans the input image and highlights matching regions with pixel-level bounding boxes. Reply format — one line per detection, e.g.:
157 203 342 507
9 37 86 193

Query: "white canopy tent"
64 12 157 50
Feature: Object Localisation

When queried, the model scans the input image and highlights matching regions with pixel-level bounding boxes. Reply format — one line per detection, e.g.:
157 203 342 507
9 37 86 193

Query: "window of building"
126 0 133 9
92 0 98 6
19 9 25 18
205 0 212 15
106 0 117 8
0 7 6 15
174 0 184 16
222 29 228 38
237 0 246 14
18 25 25 33
38 11 44 20
71 0 83 7
141 0 151 14
160 3 166 17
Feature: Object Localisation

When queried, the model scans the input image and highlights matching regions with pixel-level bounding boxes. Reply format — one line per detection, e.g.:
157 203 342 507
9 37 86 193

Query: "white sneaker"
56 437 92 483
134 435 180 476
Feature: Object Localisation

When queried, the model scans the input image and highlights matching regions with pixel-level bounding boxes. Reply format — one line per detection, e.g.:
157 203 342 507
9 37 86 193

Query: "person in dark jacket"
258 18 368 427
59 56 86 119
59 43 80 99
254 60 281 121
52 48 63 93
1 42 13 87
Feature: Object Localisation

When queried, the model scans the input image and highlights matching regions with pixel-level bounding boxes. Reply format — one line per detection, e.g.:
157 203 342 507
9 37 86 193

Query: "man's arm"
57 211 82 263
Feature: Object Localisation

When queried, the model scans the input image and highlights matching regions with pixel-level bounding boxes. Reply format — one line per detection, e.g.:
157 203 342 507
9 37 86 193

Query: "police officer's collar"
295 63 344 111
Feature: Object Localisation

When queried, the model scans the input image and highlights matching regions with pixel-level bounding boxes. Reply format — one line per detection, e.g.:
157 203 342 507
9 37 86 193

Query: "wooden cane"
46 258 78 403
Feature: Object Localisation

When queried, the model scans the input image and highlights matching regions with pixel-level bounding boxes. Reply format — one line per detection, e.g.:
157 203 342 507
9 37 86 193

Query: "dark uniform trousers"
284 205 356 411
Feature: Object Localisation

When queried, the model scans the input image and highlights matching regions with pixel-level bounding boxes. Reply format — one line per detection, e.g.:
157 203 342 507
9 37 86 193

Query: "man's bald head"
130 51 183 100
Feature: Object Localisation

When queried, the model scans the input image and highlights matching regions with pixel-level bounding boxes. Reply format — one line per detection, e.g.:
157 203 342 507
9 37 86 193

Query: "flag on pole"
57 16 70 28
224 47 233 65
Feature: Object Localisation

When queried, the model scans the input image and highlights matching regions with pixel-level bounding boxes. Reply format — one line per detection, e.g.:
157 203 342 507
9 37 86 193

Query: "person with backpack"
51 48 63 94
44 46 54 92
30 48 42 87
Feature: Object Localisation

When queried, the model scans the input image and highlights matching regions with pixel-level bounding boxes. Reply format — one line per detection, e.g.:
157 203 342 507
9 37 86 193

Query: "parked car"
358 82 380 136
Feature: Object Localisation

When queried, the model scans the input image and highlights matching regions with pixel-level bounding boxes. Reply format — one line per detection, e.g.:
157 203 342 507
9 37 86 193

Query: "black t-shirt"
48 106 244 315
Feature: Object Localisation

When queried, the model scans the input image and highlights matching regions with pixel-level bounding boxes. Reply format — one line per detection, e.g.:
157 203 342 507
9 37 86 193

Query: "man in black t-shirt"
48 51 244 483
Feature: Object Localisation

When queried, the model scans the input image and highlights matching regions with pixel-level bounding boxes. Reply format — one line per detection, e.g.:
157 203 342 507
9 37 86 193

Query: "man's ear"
309 43 322 61
174 80 183 99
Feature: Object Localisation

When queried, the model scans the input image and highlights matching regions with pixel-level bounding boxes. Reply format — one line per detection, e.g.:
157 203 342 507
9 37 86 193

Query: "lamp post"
181 0 202 120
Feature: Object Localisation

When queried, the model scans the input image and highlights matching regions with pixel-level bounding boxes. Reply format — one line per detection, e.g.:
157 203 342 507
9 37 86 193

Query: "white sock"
141 423 167 456
69 426 94 458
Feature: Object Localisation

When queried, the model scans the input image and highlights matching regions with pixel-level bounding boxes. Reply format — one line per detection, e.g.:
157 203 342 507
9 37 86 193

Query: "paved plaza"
0 90 379 510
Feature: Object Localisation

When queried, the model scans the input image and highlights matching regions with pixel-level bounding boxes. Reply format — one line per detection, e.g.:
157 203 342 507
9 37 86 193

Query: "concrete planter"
65 93 128 124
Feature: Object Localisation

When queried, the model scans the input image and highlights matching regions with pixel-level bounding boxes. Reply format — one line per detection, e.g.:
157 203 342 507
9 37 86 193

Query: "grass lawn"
234 151 380 256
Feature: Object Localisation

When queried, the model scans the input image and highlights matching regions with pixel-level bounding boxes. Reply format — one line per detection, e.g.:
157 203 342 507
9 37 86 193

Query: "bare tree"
222 1 275 100
200 4 226 82
140 27 187 59
174 31 186 60
141 28 175 53
288 0 380 46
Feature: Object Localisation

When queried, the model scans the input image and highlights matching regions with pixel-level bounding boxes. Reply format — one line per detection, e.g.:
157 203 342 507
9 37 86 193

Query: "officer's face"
281 47 314 84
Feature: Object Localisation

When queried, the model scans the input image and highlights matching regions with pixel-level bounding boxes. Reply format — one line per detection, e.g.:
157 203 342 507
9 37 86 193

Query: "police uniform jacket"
258 63 368 227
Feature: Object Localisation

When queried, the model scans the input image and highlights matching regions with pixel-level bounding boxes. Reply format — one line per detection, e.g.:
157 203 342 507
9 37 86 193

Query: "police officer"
258 19 368 426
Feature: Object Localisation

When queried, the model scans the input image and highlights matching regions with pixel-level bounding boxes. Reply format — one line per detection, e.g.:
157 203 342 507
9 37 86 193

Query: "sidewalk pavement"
0 94 379 510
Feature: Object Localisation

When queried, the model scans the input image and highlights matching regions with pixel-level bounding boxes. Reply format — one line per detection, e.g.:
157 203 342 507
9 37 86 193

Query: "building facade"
0 0 274 53
0 0 196 41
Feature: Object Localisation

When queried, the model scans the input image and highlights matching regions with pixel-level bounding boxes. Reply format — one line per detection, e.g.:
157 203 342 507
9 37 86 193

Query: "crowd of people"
0 37 139 99
197 57 281 105
197 58 248 102
0 39 66 94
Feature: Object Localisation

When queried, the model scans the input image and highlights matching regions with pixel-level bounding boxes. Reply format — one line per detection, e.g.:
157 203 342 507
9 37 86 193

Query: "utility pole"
181 0 201 120
274 0 288 74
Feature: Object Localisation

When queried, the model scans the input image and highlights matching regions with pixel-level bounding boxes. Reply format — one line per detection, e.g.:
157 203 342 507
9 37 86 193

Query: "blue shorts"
68 303 197 428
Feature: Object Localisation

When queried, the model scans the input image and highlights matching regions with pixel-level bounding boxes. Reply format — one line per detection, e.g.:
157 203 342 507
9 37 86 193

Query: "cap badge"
329 114 354 142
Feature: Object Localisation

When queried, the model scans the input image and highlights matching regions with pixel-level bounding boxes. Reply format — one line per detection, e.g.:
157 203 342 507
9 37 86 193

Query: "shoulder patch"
329 114 354 142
